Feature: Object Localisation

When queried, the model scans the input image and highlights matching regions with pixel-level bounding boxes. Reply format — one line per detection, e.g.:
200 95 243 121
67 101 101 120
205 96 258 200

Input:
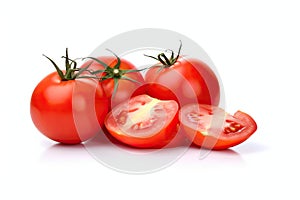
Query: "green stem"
144 40 182 68
43 48 96 81
86 49 146 97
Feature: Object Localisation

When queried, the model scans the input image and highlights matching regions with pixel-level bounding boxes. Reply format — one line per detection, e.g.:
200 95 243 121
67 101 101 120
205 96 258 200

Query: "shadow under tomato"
178 144 246 167
86 125 191 149
85 131 163 155
39 142 92 163
83 130 194 173
234 142 268 154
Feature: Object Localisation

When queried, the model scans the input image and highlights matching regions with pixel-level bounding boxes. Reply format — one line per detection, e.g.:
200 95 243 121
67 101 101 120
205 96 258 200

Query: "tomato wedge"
179 104 257 150
104 94 179 148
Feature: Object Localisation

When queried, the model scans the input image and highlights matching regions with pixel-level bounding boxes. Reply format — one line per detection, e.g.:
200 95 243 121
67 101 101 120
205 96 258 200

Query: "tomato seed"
224 127 232 134
139 122 151 129
232 122 242 129
229 126 236 132
132 124 139 130
128 108 139 112
224 122 243 134
131 118 157 131
187 113 202 123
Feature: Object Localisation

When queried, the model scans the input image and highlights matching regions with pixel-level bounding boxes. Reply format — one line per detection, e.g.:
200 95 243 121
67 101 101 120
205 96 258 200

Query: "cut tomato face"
104 94 179 148
179 104 257 150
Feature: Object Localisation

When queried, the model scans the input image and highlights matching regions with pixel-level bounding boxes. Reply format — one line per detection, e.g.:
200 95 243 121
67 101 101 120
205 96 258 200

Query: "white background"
1 0 299 199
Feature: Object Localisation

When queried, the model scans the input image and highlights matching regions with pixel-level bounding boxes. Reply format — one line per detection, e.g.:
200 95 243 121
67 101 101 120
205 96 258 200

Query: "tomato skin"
104 95 180 148
81 56 145 109
180 104 257 150
105 113 179 148
30 71 109 144
145 57 220 106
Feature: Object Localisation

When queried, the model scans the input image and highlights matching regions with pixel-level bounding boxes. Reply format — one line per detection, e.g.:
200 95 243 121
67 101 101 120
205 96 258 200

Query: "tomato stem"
43 48 98 81
144 40 182 68
83 49 146 97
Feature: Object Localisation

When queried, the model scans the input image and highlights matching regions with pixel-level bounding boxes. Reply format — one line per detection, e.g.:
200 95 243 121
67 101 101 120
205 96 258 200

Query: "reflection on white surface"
82 133 191 174
174 145 245 168
39 142 94 163
38 135 268 170
234 142 268 154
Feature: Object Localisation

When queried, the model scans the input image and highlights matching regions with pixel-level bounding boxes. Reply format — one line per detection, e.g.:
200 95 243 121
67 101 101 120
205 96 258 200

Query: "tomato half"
179 104 257 150
104 94 179 148
81 56 145 109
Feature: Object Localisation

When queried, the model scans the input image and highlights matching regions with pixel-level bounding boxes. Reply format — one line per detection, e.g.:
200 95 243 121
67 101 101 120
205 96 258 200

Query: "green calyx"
84 49 144 97
43 48 97 81
144 40 182 68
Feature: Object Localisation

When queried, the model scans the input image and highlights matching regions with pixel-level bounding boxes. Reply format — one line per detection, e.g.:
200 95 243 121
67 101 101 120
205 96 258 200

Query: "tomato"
144 44 220 106
104 94 179 148
30 49 109 144
179 104 257 150
81 55 145 109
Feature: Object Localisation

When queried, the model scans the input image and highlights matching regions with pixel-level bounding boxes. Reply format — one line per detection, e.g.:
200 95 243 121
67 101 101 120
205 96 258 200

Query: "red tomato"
31 50 109 144
179 104 257 150
104 94 179 148
144 42 220 106
145 57 220 106
81 56 145 109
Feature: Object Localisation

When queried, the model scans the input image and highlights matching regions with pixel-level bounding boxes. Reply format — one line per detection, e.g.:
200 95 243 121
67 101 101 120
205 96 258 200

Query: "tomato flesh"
179 104 257 150
104 95 179 148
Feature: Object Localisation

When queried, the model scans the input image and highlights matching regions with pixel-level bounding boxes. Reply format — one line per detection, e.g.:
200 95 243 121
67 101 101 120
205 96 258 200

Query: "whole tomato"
81 51 145 109
144 42 220 107
30 49 109 144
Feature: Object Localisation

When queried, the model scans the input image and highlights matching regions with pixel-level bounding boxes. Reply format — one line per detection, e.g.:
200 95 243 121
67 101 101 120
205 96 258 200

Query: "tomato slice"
179 104 257 150
104 94 179 148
